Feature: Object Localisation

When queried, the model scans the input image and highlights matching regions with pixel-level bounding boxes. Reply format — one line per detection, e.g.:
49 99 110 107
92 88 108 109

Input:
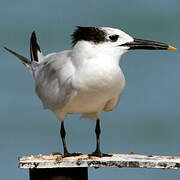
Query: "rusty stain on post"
19 153 180 170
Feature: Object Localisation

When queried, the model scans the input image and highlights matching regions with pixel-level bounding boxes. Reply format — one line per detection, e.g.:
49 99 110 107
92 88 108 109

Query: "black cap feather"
71 26 107 46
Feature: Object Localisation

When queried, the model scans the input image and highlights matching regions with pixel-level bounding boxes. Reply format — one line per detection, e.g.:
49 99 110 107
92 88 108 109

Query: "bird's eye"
109 35 119 42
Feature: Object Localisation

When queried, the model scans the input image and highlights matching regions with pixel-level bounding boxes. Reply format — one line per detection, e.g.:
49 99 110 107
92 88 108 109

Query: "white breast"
63 57 125 115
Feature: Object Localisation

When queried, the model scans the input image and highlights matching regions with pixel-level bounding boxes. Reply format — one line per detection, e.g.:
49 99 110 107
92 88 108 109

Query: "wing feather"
34 50 76 112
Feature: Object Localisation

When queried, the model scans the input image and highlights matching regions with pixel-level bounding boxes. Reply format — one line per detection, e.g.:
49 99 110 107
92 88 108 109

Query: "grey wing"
34 51 77 111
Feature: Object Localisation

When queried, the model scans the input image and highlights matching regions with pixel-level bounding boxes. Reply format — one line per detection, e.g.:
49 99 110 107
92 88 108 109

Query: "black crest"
71 26 107 46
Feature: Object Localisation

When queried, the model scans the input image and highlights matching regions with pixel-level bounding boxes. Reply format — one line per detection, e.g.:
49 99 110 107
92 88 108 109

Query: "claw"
89 150 112 157
63 152 83 157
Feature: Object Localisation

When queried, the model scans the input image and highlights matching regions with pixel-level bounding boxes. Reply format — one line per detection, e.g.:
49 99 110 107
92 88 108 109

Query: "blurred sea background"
0 0 180 179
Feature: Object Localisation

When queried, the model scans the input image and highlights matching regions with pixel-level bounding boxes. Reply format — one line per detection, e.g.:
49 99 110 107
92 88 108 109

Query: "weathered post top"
19 153 180 170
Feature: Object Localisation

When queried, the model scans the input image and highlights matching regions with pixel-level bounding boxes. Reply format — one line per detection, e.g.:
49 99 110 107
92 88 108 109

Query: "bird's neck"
71 41 126 68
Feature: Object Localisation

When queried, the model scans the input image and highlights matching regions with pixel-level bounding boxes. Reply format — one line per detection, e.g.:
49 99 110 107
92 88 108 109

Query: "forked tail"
4 31 43 72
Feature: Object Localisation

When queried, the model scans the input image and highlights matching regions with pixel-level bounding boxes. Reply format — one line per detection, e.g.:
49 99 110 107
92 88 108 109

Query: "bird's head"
71 26 176 59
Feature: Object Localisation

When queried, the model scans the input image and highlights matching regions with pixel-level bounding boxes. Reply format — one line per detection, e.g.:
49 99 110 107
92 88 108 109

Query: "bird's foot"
51 152 62 156
63 152 83 157
89 150 112 157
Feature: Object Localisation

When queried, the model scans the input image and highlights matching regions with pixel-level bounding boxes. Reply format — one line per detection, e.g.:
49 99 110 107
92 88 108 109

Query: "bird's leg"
60 121 70 156
89 119 112 157
60 121 82 157
90 119 103 157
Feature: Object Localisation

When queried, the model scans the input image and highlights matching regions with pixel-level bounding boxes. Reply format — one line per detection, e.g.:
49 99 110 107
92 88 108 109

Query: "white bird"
4 26 176 157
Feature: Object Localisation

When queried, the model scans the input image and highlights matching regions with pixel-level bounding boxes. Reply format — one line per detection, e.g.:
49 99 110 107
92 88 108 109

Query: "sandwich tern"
4 26 176 157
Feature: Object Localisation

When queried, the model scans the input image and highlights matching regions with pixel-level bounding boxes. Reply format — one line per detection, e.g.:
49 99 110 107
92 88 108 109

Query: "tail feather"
4 31 43 72
4 46 32 71
30 31 41 62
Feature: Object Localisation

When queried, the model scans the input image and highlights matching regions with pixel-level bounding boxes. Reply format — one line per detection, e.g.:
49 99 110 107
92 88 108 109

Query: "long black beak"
121 38 176 50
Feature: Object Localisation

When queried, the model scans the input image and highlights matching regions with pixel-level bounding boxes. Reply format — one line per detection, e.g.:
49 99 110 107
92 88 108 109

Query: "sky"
0 0 180 179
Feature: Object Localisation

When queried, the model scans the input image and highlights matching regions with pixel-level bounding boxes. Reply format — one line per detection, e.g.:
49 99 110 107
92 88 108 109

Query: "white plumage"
4 26 175 156
30 27 131 121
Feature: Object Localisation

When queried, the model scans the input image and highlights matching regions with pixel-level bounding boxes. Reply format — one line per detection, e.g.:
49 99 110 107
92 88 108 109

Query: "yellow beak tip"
168 45 177 50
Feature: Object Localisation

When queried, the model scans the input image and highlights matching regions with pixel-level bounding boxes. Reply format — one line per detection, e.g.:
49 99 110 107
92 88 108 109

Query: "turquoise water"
1 0 180 179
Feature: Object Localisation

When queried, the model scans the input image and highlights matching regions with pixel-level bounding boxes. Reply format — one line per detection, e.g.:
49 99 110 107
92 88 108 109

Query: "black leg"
60 121 82 157
60 121 70 156
90 119 103 157
89 119 112 157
